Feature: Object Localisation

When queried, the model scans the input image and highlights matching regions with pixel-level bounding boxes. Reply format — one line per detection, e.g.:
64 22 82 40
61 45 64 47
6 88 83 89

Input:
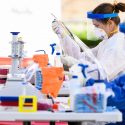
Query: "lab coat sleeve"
61 35 81 59
61 34 99 59
91 45 99 57
99 48 125 80
79 43 99 60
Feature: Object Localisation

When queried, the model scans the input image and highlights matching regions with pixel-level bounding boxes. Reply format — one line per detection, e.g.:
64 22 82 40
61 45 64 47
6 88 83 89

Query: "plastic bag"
42 67 64 97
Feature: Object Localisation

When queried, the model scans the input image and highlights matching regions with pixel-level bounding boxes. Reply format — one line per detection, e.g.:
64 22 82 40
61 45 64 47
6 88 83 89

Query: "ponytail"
114 3 125 13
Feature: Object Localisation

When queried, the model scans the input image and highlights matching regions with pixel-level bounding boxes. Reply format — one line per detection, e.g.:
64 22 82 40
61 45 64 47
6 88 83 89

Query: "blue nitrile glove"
85 78 95 86
107 80 125 110
114 74 125 87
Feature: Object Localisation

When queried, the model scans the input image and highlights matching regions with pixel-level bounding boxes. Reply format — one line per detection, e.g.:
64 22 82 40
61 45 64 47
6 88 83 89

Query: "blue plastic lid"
87 11 118 19
10 32 20 35
56 52 61 55
72 75 78 78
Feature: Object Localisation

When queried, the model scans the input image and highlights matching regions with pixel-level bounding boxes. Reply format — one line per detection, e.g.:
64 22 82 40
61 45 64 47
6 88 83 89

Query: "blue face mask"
94 27 108 40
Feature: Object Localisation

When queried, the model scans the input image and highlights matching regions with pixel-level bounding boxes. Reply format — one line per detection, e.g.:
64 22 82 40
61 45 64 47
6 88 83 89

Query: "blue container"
74 93 105 113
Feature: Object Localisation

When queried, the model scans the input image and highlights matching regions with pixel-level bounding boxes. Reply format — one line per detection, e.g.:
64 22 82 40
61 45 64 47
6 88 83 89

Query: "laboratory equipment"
0 32 43 103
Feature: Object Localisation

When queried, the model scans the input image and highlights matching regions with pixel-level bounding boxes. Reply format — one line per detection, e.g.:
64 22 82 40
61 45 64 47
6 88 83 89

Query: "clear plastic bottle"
69 75 81 111
54 52 63 67
69 75 81 89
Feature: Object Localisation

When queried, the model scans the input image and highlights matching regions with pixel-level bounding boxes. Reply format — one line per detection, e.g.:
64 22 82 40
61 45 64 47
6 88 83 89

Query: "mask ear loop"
106 7 116 23
106 4 118 37
106 18 118 37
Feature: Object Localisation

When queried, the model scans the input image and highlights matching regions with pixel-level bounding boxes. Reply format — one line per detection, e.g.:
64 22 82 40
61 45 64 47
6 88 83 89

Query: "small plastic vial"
35 68 42 90
54 52 63 67
69 75 81 90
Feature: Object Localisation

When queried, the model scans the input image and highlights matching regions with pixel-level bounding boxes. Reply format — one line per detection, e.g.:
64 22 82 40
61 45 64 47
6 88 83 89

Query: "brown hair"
92 3 125 25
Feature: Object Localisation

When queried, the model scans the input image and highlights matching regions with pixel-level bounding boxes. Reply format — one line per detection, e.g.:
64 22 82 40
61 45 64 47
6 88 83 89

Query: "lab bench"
0 109 122 125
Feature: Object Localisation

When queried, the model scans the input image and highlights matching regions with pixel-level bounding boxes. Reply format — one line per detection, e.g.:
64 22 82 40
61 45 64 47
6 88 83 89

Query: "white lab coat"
61 32 125 80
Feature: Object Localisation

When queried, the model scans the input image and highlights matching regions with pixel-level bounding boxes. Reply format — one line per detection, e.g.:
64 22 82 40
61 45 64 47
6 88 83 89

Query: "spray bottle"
50 43 63 67
50 43 56 66
69 63 88 86
78 64 88 85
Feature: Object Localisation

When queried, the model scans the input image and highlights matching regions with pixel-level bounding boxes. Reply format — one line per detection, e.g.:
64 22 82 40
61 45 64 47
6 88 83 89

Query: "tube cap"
10 32 20 35
56 52 61 55
72 75 78 79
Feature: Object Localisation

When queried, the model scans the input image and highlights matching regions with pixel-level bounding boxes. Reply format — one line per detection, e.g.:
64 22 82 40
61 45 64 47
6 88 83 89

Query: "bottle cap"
72 75 78 78
56 52 61 55
52 103 58 110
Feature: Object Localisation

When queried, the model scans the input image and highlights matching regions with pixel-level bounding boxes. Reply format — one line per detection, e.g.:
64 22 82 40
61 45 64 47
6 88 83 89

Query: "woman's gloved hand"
52 19 66 38
61 55 79 67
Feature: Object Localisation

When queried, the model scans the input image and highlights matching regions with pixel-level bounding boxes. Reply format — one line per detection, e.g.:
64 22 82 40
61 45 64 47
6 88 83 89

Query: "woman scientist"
52 2 125 81
97 22 125 125
53 3 125 125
